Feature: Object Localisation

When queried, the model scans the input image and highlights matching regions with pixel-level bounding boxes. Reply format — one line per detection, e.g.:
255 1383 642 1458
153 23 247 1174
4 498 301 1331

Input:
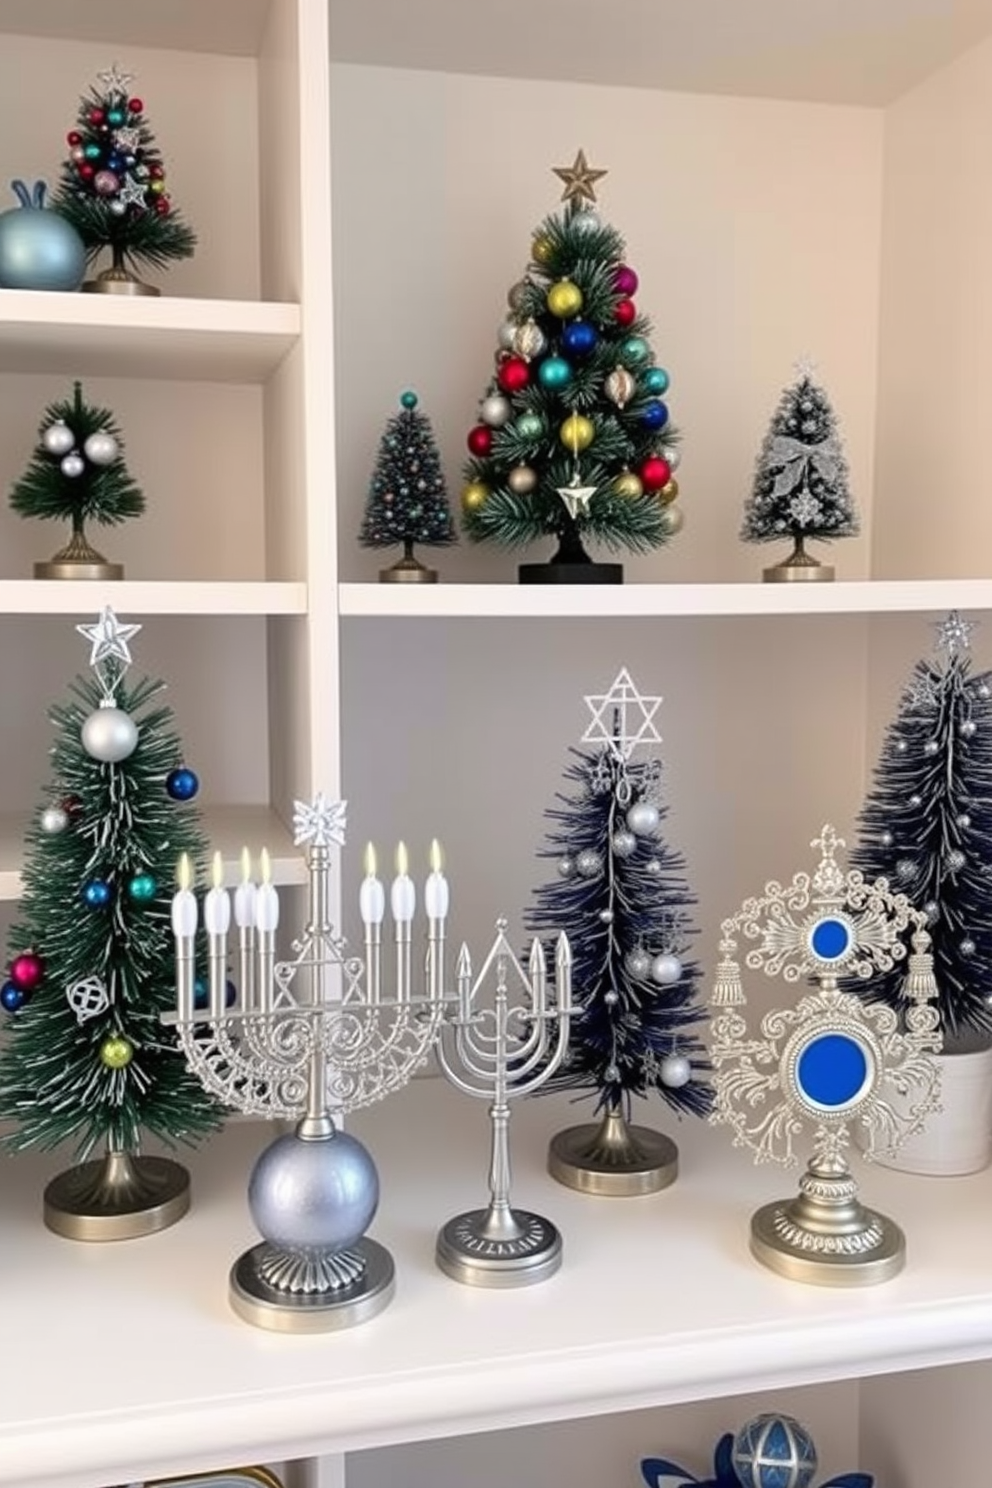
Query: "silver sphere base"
548 1113 679 1196
230 1237 395 1332
436 1208 562 1287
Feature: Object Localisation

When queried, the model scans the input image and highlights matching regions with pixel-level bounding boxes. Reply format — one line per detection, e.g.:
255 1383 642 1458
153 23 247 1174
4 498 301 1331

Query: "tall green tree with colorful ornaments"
358 390 457 582
851 612 992 1041
461 151 683 585
54 62 195 295
10 380 143 580
0 607 221 1240
741 359 859 583
527 668 711 1195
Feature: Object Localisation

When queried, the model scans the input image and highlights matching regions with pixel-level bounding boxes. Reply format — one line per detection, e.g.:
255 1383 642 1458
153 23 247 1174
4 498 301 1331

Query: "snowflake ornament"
293 795 347 848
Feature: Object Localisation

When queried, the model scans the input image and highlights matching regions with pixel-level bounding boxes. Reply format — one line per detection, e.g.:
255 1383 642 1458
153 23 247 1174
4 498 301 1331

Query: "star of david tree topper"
526 667 711 1123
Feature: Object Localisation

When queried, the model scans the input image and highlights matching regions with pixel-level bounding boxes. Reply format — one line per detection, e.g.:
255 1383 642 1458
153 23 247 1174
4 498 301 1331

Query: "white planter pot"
871 1029 992 1176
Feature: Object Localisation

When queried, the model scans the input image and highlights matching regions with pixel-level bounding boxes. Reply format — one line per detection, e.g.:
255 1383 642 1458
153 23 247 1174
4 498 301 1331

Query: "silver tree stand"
166 796 455 1331
435 921 573 1287
710 825 942 1286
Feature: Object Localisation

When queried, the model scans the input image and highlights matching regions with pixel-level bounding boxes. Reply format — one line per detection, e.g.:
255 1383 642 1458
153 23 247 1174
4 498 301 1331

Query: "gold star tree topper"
553 149 607 207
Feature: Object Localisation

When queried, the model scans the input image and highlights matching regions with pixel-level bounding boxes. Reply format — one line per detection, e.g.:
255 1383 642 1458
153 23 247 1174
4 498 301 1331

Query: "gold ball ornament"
100 1035 133 1070
559 413 595 453
659 503 684 536
547 279 583 318
461 481 489 513
614 470 643 499
604 366 636 409
508 463 538 495
532 235 554 264
659 477 680 506
512 318 546 361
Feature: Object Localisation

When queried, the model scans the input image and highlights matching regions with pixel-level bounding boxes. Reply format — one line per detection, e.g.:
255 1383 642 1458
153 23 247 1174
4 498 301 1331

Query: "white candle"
424 837 449 921
360 842 386 925
171 852 198 938
234 845 257 928
204 851 231 935
255 847 280 932
390 841 416 922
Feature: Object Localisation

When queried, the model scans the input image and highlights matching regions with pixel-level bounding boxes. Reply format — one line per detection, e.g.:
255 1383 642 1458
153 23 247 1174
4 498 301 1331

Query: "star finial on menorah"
293 795 347 847
583 667 662 759
934 610 976 658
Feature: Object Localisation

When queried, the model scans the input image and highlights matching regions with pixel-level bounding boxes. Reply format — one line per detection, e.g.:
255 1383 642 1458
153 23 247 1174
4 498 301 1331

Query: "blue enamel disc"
796 1032 870 1109
809 916 851 961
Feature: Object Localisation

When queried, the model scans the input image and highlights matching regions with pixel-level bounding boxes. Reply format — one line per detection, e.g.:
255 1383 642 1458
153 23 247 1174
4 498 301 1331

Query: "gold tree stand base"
83 264 159 297
44 1152 190 1241
748 1165 905 1286
35 529 123 581
763 535 833 583
379 551 438 583
229 1237 395 1333
548 1111 679 1196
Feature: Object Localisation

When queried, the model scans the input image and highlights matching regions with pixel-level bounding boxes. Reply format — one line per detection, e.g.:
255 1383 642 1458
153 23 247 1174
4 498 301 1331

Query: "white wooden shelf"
339 579 992 620
0 802 304 901
0 292 300 384
4 1076 992 1488
0 581 306 616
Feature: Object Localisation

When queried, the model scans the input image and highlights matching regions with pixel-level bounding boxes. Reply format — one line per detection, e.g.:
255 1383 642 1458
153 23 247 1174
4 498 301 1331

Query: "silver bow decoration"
768 432 842 500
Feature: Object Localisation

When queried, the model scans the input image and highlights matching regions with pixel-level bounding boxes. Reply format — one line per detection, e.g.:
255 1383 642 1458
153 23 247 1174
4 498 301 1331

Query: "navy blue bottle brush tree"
526 667 711 1195
358 391 456 583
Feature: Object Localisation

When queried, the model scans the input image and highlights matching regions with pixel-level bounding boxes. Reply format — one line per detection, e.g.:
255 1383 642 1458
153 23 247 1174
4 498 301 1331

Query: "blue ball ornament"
83 879 112 909
226 979 238 1009
166 766 199 802
0 180 86 292
562 320 598 356
643 367 670 395
1 980 26 1013
731 1414 818 1488
641 399 670 431
538 356 572 391
621 336 650 367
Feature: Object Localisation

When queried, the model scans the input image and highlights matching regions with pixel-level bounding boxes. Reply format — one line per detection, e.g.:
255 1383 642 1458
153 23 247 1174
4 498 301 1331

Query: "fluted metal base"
229 1237 395 1332
44 1152 190 1241
83 264 159 296
749 1165 905 1286
379 551 438 583
34 528 123 581
548 1111 679 1195
762 537 833 583
436 1207 562 1287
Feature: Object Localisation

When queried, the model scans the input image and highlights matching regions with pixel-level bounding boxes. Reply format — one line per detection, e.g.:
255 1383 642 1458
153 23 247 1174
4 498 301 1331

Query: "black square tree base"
519 561 624 585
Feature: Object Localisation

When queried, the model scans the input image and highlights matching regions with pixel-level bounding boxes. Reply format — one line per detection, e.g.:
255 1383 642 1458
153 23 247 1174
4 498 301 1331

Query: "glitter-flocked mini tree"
461 152 683 585
54 62 195 295
358 390 456 582
527 668 710 1195
741 360 859 583
0 608 221 1239
851 612 992 1041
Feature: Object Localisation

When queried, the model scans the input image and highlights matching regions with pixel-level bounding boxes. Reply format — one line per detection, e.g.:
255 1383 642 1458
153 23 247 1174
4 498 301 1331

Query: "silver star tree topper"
583 667 662 760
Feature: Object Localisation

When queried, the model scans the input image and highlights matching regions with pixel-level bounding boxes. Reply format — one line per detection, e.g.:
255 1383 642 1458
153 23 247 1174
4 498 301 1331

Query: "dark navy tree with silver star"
358 390 456 581
851 611 992 1038
527 669 710 1124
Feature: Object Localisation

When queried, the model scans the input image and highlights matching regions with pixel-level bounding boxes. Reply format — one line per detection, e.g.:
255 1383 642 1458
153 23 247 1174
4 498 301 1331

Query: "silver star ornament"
556 479 598 520
583 667 662 759
76 606 142 669
96 63 135 98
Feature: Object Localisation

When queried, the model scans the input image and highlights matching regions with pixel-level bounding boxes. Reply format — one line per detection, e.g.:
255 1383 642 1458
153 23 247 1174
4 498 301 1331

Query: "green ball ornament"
100 1035 133 1070
128 873 157 903
399 390 418 410
515 412 544 440
622 336 650 367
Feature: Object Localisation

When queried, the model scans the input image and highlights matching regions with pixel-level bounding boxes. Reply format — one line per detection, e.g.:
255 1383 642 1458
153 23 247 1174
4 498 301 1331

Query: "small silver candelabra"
435 919 574 1287
166 796 456 1332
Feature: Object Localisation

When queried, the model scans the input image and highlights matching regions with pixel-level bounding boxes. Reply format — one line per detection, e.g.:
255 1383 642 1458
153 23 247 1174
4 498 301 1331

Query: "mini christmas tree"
0 607 221 1239
527 668 711 1194
741 359 858 582
54 62 195 295
461 151 683 585
850 612 992 1041
10 380 144 580
358 390 456 582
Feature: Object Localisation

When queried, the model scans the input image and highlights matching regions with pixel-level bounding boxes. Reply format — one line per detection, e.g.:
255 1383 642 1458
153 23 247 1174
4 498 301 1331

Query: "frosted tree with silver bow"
527 667 710 1195
741 361 858 582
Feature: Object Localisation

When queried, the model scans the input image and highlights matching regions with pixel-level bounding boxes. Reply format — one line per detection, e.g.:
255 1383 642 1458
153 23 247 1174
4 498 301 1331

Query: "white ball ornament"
651 952 683 985
61 452 85 479
81 704 139 763
507 464 538 495
626 801 660 835
625 949 651 979
43 421 76 457
660 1053 692 1088
498 318 518 350
480 393 511 428
611 829 637 859
576 848 603 878
83 431 119 466
40 805 69 835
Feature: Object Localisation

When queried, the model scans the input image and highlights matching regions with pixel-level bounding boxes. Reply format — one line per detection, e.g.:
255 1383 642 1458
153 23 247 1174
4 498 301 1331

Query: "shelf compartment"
339 578 992 619
0 581 306 616
0 293 300 384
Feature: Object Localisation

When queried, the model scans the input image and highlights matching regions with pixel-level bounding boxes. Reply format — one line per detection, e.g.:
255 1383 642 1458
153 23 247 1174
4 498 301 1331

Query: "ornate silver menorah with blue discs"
709 825 942 1286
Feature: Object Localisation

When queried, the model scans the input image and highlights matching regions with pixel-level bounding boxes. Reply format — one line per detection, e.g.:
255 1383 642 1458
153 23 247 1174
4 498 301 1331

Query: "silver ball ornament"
659 1053 692 1088
625 949 651 979
651 953 683 986
61 451 85 478
604 1063 620 1083
660 444 681 472
108 199 128 217
644 858 662 877
40 805 69 834
626 801 660 835
507 280 529 312
497 319 517 350
42 421 75 457
958 813 972 828
894 739 908 754
599 908 614 924
83 431 119 466
923 900 939 923
947 849 966 870
604 989 619 1005
507 464 537 495
81 704 139 763
880 831 894 847
248 1130 379 1253
909 794 922 808
961 719 978 738
558 856 576 879
611 829 637 859
480 393 511 428
576 848 603 878
572 208 600 234
659 504 684 537
980 683 991 700
924 739 940 756
896 857 917 880
961 938 977 957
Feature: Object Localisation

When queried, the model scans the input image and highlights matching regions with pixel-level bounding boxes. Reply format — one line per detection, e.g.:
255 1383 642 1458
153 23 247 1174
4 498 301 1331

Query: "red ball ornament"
614 264 639 296
154 197 171 216
79 163 96 180
88 107 105 125
128 97 144 114
9 950 44 993
61 794 83 819
640 456 673 493
497 357 530 394
67 130 82 147
467 424 493 457
150 163 165 179
614 298 637 328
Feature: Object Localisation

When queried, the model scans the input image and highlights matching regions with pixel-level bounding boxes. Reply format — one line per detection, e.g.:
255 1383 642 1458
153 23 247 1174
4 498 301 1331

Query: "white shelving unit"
2 2 992 1487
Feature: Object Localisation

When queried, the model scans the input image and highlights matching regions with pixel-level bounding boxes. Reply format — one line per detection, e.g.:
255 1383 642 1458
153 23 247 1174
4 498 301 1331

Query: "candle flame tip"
396 840 409 876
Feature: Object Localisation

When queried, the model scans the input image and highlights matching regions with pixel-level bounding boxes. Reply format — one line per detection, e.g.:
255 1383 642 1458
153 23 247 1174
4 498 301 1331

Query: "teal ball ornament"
731 1414 818 1488
538 356 572 391
399 390 418 410
644 367 670 395
0 180 86 291
128 873 157 903
621 336 650 367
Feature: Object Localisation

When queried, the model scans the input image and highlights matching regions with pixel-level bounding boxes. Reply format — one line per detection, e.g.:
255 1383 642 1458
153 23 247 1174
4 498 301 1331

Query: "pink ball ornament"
614 264 639 296
9 950 44 992
93 170 120 197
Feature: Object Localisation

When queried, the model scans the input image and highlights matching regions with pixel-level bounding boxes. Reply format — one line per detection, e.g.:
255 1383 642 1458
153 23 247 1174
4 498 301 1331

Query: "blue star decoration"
641 1439 872 1488
293 795 348 848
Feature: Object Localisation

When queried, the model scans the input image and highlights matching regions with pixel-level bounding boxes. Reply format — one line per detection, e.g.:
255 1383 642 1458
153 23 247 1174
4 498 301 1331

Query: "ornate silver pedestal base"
230 1237 395 1332
436 1208 562 1287
749 1166 905 1287
44 1152 190 1241
548 1112 679 1196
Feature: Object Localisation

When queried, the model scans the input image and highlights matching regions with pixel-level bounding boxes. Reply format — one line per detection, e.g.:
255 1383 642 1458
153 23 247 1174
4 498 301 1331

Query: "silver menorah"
435 919 574 1287
166 795 456 1333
